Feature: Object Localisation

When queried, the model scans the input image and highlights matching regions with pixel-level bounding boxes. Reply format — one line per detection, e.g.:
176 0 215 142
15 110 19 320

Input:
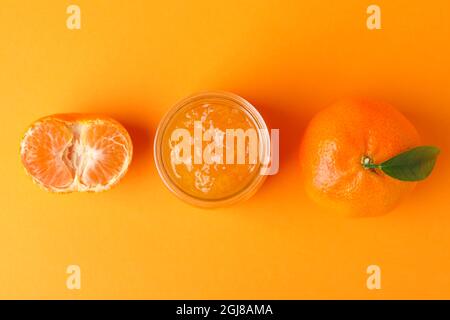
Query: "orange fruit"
20 114 133 192
299 99 420 216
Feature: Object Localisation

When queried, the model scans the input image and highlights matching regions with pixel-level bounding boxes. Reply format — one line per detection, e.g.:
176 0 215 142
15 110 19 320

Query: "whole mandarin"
299 99 420 216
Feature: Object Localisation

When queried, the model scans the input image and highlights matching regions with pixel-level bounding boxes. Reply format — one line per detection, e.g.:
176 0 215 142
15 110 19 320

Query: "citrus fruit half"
20 114 133 192
299 99 421 216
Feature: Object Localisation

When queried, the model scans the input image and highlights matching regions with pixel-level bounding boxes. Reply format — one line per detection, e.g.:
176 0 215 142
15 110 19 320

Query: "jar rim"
153 91 270 208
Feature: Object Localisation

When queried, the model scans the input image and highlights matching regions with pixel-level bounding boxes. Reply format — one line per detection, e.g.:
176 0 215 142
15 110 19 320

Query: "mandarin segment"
20 119 74 190
79 121 132 188
20 115 132 192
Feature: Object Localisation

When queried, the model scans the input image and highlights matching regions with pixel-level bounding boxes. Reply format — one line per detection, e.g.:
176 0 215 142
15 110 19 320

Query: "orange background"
1 0 450 299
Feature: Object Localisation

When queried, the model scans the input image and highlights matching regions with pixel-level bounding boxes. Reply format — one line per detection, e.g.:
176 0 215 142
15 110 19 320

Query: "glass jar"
154 91 270 208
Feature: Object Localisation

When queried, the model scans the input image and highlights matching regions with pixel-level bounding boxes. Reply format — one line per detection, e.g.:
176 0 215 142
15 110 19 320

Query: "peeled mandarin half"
20 114 133 192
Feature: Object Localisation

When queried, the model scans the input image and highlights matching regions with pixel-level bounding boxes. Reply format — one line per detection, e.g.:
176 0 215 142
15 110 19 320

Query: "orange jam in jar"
154 92 270 207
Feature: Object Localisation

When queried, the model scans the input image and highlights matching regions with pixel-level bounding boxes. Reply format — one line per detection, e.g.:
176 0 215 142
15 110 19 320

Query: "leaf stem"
361 155 381 170
364 163 380 169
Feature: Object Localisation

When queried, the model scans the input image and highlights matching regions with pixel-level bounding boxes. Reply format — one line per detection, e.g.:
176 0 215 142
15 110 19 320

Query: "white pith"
21 120 132 193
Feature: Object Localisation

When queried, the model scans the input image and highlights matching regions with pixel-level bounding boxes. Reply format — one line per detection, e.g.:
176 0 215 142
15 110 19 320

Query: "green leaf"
380 146 440 181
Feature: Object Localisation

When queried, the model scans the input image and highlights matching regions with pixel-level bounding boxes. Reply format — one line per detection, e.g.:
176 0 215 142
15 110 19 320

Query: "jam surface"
161 99 261 200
